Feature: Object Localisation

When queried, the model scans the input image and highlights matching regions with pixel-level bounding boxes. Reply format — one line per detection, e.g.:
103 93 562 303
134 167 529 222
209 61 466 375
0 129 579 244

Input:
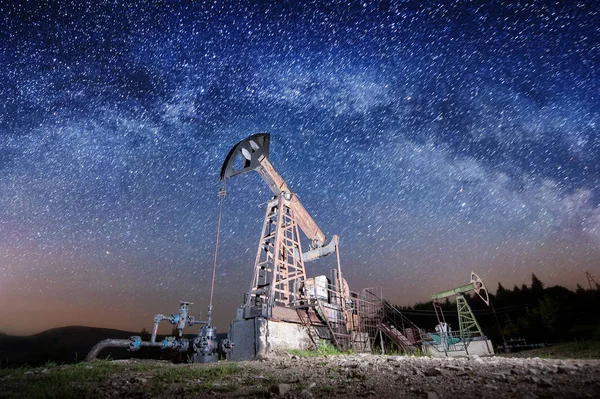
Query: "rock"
387 356 404 362
426 391 439 399
270 383 292 396
424 367 442 377
528 376 540 384
557 365 578 374
538 378 553 388
358 361 369 369
209 383 234 393
349 370 365 379
469 355 484 364
251 375 270 381
445 365 462 371
299 390 314 398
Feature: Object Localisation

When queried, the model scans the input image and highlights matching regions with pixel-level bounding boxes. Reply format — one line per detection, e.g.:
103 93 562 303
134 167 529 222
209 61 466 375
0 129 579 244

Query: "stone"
270 383 292 396
426 391 439 399
538 378 553 388
209 383 233 393
387 356 404 362
424 367 442 377
299 390 314 398
557 365 578 374
529 376 540 384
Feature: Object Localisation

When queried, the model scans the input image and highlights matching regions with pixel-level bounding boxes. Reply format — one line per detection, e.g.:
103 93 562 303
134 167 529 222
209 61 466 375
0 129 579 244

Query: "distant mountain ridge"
0 325 227 367
0 326 140 367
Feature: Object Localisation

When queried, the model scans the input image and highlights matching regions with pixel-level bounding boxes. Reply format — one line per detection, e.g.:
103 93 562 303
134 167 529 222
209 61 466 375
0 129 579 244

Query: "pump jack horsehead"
220 133 345 317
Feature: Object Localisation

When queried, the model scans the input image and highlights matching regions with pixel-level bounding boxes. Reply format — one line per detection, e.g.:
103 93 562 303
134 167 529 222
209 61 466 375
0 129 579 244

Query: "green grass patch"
0 360 236 399
0 361 134 399
501 340 600 359
148 363 240 394
371 347 429 357
288 341 346 357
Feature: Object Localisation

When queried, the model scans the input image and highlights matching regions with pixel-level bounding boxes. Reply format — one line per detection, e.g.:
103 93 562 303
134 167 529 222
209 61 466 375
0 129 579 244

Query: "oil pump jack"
221 134 341 312
426 272 494 356
221 134 354 357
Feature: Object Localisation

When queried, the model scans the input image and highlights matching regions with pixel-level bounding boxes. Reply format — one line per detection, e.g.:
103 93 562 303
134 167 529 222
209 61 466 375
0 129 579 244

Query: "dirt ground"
2 352 599 398
88 352 599 398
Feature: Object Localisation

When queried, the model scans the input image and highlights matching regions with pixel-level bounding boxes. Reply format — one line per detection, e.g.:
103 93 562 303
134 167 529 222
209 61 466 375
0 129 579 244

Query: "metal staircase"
379 301 424 353
379 323 418 353
295 299 352 351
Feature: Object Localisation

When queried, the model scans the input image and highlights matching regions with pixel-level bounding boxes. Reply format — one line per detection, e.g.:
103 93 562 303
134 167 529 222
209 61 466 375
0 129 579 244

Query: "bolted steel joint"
219 339 235 354
128 336 142 351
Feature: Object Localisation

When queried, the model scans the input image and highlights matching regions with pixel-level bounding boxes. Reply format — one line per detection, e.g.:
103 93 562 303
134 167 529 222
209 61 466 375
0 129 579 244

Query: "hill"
0 325 230 367
0 326 140 367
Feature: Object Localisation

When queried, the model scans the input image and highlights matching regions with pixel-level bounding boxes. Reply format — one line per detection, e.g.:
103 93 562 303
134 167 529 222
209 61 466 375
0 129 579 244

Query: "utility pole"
585 271 598 290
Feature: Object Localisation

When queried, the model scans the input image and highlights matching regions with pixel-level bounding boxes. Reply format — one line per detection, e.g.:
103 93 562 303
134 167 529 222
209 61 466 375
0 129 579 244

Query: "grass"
153 363 238 383
500 340 600 359
150 362 240 394
0 360 240 399
288 341 346 357
0 361 134 399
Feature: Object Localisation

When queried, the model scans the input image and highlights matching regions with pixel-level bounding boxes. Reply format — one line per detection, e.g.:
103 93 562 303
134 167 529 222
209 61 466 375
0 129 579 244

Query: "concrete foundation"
425 338 495 357
228 317 314 360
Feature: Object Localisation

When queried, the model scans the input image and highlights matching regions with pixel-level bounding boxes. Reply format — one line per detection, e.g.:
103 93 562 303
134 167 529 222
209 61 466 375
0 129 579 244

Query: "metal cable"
208 182 227 322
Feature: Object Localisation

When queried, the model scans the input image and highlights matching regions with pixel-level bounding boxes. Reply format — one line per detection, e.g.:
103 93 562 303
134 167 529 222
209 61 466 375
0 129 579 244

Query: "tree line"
396 273 600 345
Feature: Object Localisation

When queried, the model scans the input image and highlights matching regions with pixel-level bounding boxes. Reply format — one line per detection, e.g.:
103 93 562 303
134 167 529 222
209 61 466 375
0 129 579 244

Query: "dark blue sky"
1 0 599 335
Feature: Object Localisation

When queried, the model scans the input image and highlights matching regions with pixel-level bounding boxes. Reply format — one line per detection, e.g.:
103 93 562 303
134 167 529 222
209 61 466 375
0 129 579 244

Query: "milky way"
1 1 599 335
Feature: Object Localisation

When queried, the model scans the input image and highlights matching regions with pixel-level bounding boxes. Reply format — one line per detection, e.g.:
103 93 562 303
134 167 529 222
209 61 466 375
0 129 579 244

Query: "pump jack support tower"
220 133 343 320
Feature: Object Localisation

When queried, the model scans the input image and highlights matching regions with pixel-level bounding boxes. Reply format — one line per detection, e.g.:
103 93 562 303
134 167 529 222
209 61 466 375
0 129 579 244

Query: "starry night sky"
1 1 599 335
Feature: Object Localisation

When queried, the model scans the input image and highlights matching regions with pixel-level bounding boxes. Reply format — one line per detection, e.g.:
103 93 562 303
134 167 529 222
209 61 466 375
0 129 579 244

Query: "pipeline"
86 302 234 362
85 338 162 361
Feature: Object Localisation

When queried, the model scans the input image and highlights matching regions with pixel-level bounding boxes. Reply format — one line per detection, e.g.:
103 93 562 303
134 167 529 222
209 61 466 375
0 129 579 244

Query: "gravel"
90 353 600 398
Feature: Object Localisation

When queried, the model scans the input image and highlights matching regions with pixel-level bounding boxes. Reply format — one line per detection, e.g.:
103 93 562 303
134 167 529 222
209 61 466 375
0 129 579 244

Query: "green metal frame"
456 294 484 338
431 283 475 301
431 281 485 339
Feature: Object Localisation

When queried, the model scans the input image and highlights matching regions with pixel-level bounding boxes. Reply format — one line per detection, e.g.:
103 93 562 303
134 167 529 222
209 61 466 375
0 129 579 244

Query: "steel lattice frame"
245 195 307 311
456 294 484 338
